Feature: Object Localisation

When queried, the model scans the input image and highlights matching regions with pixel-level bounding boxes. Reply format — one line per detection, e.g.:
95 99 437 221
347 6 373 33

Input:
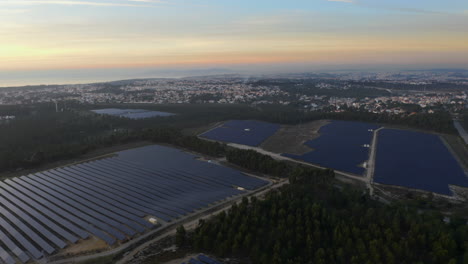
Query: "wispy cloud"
354 2 451 15
366 6 447 15
0 0 163 7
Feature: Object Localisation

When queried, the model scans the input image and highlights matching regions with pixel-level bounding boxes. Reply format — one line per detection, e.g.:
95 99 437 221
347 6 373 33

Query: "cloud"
367 6 447 15
354 2 452 15
0 0 163 7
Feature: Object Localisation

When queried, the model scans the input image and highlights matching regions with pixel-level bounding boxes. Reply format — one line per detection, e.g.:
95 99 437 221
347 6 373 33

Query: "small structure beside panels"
0 145 267 263
91 108 175 119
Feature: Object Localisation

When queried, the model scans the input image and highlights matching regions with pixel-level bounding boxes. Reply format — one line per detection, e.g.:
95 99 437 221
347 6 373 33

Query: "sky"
0 0 467 85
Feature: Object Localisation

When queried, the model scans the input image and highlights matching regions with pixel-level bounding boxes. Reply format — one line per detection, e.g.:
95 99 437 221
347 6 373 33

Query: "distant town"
1 69 467 117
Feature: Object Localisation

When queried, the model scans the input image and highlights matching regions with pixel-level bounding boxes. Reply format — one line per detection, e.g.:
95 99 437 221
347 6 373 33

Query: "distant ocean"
0 67 236 87
0 69 167 87
0 75 113 87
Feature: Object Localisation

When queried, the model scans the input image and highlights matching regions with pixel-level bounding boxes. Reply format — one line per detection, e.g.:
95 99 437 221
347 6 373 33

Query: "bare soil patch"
260 120 329 155
62 236 109 256
442 134 468 171
184 122 223 136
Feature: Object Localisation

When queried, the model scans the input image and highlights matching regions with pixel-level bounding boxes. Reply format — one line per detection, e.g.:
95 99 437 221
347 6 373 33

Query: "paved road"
454 120 468 145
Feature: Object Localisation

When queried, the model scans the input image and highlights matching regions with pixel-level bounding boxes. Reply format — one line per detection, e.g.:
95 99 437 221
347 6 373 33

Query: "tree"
176 225 187 248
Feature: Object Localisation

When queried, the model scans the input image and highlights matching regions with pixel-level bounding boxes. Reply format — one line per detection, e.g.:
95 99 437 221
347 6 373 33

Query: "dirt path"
45 178 283 264
366 127 384 196
117 180 288 264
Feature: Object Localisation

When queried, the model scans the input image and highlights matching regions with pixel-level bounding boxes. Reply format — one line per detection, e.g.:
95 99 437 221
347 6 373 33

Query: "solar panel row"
98 159 232 206
37 172 147 232
0 245 15 264
0 145 267 262
200 120 280 147
0 181 86 240
91 108 175 119
0 196 67 248
181 254 223 264
198 254 223 264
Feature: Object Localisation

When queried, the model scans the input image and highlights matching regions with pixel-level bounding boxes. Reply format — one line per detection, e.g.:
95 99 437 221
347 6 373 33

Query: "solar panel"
92 165 219 211
10 178 116 245
100 159 228 192
0 143 269 256
0 181 86 241
56 168 176 221
77 162 199 213
41 171 151 227
57 167 180 220
108 156 252 192
0 202 55 254
0 228 30 263
97 159 227 204
189 258 205 264
37 172 147 232
20 175 127 241
31 173 138 236
101 159 242 203
0 194 71 246
49 169 161 218
0 196 64 250
0 206 43 259
157 167 240 195
91 108 175 119
198 254 223 264
97 160 236 211
99 159 243 207
0 245 15 264
200 120 280 147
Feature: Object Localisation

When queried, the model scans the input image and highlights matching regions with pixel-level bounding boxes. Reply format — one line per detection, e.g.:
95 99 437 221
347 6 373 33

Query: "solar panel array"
284 121 380 175
0 145 267 263
374 129 468 195
200 120 280 147
91 108 175 119
182 254 223 264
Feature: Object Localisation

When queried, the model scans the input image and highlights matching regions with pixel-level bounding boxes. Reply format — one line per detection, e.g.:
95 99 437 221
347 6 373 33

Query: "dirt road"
227 143 367 183
366 127 384 196
117 180 288 264
46 178 285 264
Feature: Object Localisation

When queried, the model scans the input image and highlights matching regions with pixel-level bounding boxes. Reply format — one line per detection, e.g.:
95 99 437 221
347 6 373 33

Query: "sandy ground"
61 236 109 255
260 120 329 155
